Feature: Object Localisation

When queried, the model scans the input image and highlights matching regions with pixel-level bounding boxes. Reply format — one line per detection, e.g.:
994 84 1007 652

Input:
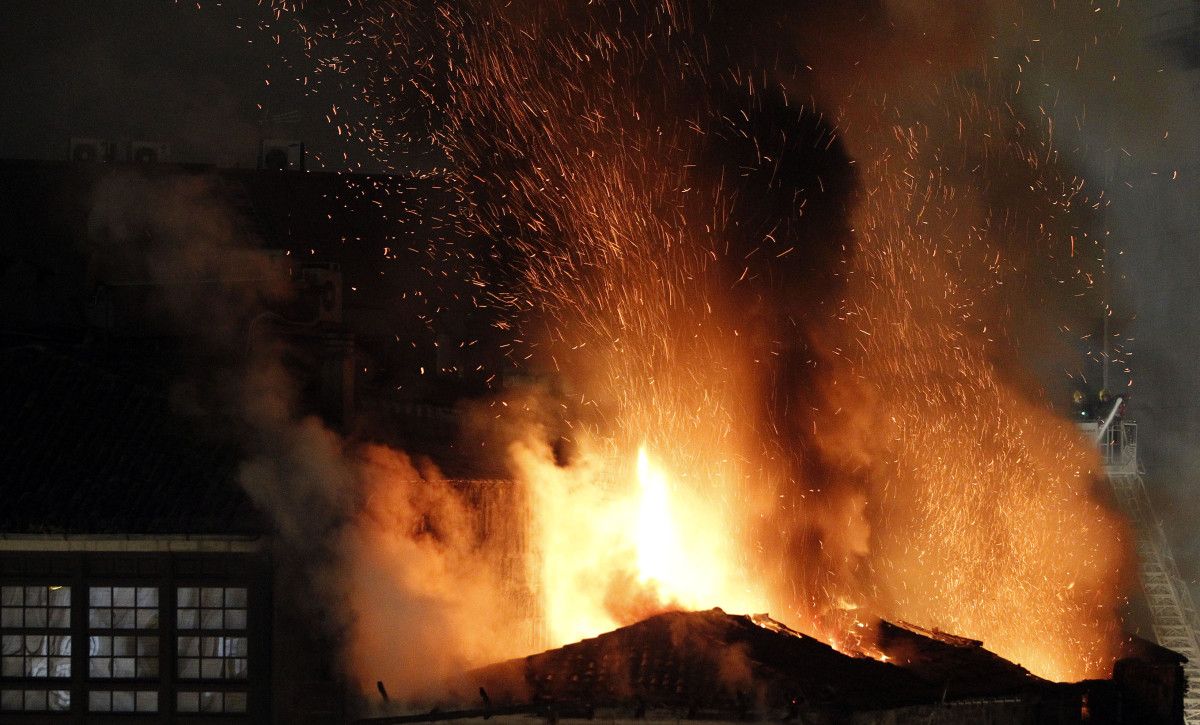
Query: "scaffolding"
1094 416 1200 723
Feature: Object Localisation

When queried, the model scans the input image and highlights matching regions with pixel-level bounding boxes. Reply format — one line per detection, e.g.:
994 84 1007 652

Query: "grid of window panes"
88 586 159 683
177 586 247 631
89 586 159 629
1 585 72 713
177 690 247 714
1 586 72 678
0 689 70 712
177 586 249 713
88 689 159 713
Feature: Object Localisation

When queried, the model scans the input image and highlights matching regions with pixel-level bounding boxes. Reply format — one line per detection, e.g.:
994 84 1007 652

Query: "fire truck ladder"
1095 407 1200 723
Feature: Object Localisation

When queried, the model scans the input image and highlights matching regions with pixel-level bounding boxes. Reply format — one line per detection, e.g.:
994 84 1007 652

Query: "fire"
517 439 770 648
633 446 680 591
272 0 1136 690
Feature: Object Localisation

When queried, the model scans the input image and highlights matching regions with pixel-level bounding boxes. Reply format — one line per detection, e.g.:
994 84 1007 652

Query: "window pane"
177 609 197 629
49 690 70 711
24 689 47 710
200 588 222 607
199 691 222 713
113 690 135 712
136 690 157 712
229 637 247 656
112 588 135 607
48 635 70 656
136 608 158 629
1 636 18 655
178 636 199 657
113 636 135 656
24 587 46 606
0 587 20 606
136 588 158 607
48 607 70 627
179 658 199 678
226 588 248 607
24 608 46 627
228 658 248 679
89 609 111 629
89 636 112 656
47 587 69 607
89 587 111 607
138 637 158 656
177 587 199 607
48 657 69 678
90 658 111 677
200 658 222 678
200 609 222 629
177 691 199 712
88 691 111 712
0 689 19 710
112 658 135 678
226 691 248 713
136 658 158 678
1 658 21 676
112 608 135 629
226 608 248 629
0 609 20 627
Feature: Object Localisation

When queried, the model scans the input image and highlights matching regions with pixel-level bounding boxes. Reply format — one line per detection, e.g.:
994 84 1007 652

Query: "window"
177 586 247 630
1 585 72 712
177 587 248 680
2 634 71 678
89 586 159 629
177 586 249 712
177 690 247 714
177 635 248 679
89 635 159 679
88 690 158 713
0 689 70 712
4 575 257 716
1 586 71 680
88 587 159 683
1 585 70 629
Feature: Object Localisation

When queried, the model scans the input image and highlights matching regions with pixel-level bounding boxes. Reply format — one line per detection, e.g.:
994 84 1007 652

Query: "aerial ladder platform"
1083 398 1200 723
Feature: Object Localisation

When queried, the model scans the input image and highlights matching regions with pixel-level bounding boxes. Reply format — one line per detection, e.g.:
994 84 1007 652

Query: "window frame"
174 585 251 714
0 551 268 721
0 583 74 714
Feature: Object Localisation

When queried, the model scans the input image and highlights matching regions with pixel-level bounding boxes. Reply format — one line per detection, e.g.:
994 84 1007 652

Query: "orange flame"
516 440 771 648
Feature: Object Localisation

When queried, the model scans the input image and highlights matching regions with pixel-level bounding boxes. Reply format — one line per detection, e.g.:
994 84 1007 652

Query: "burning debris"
359 608 1184 724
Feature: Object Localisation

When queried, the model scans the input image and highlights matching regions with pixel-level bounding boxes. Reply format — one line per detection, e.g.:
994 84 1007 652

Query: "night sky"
0 1 351 168
3 0 1200 654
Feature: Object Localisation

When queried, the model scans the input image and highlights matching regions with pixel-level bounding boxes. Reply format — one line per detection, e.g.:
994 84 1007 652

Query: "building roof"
471 609 949 714
874 620 1043 699
0 345 262 536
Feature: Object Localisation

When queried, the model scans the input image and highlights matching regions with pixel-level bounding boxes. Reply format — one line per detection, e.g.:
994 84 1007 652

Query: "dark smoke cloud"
84 170 534 711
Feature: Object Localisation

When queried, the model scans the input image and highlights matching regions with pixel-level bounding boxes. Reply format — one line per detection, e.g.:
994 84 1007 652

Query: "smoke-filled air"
213 0 1144 699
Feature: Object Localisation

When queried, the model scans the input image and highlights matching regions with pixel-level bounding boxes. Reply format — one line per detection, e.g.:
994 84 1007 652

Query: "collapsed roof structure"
363 608 1185 725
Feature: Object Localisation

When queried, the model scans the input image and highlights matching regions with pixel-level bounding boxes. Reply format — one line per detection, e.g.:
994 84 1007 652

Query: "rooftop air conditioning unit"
69 138 115 163
298 262 343 323
128 141 170 164
260 139 305 170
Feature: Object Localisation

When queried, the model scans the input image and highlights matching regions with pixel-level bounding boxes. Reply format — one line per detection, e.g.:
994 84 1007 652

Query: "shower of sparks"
223 0 1134 683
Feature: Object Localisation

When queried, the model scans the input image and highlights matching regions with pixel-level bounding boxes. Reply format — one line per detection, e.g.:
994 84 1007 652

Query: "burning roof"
467 609 1036 714
378 609 1182 725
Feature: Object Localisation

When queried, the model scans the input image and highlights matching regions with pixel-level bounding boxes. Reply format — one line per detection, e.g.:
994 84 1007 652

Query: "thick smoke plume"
350 0 1127 680
206 0 1144 696
85 171 532 706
